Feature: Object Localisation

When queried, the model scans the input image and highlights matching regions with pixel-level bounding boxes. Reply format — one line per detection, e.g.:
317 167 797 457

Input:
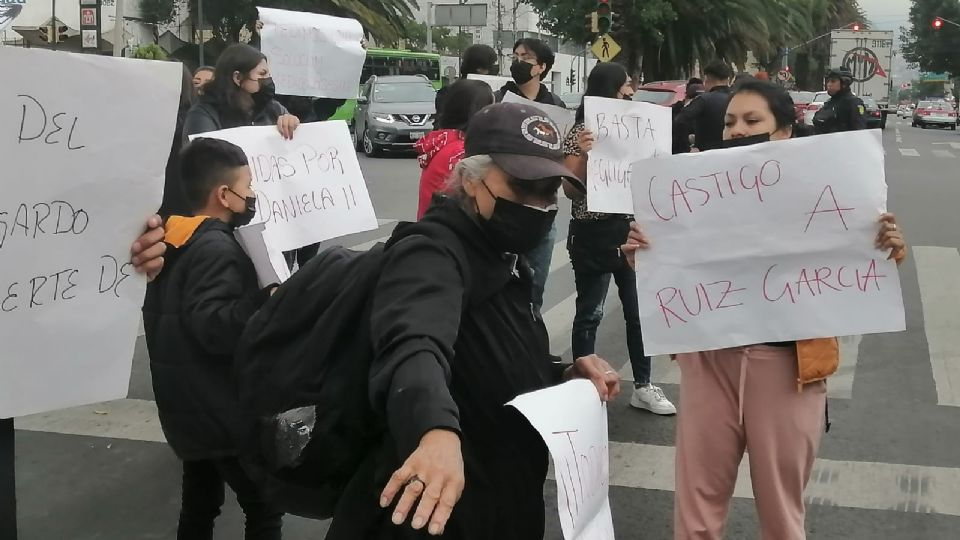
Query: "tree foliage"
527 0 864 84
386 19 474 55
900 0 960 76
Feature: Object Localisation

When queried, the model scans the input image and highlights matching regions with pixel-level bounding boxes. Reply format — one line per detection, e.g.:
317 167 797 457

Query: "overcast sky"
860 0 913 30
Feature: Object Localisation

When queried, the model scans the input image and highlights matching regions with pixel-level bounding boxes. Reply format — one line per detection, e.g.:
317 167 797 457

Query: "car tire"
952 125 957 131
363 129 382 157
921 123 928 129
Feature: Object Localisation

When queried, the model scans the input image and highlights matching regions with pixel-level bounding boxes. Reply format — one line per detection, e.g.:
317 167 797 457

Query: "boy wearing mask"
494 38 566 108
143 138 283 539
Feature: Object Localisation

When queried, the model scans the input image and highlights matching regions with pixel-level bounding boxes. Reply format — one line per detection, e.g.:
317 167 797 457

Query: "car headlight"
371 113 395 123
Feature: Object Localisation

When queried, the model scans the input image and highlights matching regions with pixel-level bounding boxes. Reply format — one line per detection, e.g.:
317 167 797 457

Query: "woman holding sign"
562 63 677 416
622 80 908 540
183 44 300 141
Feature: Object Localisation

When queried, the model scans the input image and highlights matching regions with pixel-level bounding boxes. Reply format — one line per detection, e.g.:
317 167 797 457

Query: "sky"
860 0 918 78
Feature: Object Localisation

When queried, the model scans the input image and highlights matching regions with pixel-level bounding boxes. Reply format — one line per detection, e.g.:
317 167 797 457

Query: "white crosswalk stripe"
899 148 920 157
932 149 957 158
18 237 960 520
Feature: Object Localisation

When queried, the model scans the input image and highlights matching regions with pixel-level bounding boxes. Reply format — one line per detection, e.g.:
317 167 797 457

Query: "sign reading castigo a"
631 131 905 355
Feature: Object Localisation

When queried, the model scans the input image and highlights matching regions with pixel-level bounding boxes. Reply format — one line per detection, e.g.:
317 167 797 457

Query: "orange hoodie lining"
164 216 210 248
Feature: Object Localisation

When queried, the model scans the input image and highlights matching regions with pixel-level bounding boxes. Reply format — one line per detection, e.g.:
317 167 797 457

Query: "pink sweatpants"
674 345 827 540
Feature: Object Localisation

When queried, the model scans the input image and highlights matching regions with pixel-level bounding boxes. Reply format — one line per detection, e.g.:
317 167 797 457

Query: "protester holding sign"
326 103 620 540
416 79 495 219
183 44 300 142
623 80 907 540
563 63 677 416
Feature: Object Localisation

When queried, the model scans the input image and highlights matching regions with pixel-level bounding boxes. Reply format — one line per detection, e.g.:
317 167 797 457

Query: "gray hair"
445 154 494 201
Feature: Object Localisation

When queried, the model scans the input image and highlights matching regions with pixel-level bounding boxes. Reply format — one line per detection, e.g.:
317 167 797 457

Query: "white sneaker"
630 384 677 415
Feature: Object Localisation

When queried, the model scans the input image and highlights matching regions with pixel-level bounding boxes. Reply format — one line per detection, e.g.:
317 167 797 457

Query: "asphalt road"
10 121 960 539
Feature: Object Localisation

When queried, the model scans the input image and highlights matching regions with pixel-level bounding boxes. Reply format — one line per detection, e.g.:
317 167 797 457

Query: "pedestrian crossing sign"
592 34 621 62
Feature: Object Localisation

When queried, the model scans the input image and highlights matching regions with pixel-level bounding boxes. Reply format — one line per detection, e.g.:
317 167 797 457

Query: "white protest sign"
502 91 577 141
258 7 365 99
191 121 378 252
0 47 180 418
631 131 905 355
508 380 615 540
466 73 513 92
585 97 671 214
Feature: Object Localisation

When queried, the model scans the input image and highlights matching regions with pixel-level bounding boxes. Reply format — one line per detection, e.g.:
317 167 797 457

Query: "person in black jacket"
674 60 734 151
183 43 300 141
143 138 282 540
494 38 565 107
159 65 198 219
325 103 620 540
813 67 866 134
436 44 499 120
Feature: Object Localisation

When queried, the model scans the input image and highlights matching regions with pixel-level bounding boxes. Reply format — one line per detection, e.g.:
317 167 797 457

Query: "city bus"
330 48 442 121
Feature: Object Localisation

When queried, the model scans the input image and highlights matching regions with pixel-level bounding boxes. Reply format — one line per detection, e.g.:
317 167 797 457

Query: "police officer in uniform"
813 67 867 134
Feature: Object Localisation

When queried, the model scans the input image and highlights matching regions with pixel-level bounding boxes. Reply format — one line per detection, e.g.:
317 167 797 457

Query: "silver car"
353 75 437 157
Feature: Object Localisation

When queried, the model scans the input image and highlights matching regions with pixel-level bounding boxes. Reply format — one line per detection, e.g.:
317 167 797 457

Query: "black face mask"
252 77 276 109
622 94 634 101
228 188 258 228
477 182 557 254
510 60 537 86
720 133 771 149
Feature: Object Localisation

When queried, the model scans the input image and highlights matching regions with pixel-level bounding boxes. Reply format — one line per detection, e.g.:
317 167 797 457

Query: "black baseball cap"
465 102 586 193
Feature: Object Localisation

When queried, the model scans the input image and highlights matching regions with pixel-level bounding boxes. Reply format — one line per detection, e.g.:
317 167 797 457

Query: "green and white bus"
330 48 442 121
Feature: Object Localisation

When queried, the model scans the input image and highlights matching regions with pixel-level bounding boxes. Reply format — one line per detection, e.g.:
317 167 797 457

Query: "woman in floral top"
561 63 677 415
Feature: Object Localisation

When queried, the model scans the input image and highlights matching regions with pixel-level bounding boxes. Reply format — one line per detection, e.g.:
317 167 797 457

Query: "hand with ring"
380 429 465 535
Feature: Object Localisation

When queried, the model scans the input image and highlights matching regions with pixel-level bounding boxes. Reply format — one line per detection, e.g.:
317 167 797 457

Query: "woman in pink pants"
623 80 908 540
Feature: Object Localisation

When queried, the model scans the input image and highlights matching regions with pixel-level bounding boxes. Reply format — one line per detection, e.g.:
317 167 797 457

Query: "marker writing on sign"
593 112 657 142
1 254 136 313
256 185 361 225
551 429 609 532
17 94 85 150
647 160 783 222
0 200 90 250
248 144 345 184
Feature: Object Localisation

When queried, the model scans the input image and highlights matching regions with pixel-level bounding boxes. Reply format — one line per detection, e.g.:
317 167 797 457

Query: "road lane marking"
895 127 902 144
914 246 960 407
899 148 920 157
932 149 957 158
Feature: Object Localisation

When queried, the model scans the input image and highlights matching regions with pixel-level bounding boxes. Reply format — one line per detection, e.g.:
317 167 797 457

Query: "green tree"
132 43 169 60
901 0 960 76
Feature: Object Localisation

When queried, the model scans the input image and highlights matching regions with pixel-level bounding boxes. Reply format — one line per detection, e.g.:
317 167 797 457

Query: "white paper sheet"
190 121 378 252
631 131 905 355
508 380 615 540
466 73 514 93
234 222 290 287
584 96 672 214
0 47 180 418
258 7 365 99
502 90 578 140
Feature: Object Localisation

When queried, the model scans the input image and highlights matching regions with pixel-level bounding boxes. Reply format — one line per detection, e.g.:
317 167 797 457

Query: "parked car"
352 75 437 157
861 96 883 129
912 100 957 130
789 91 816 124
633 80 687 107
560 93 583 110
802 91 830 126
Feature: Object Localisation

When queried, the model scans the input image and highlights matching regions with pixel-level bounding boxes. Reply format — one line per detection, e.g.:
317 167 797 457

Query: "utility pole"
198 0 204 66
51 0 56 51
113 0 124 56
426 2 433 53
496 0 504 72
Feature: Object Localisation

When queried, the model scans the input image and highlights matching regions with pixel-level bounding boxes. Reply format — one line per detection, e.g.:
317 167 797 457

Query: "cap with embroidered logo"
464 102 585 193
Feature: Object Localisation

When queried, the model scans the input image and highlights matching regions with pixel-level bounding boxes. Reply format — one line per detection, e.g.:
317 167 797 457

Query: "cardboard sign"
0 47 180 417
631 131 905 355
502 91 577 140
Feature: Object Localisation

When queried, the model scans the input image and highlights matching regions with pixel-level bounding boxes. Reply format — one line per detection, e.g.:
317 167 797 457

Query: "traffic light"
56 25 68 43
38 26 50 43
785 65 791 72
933 17 944 30
585 12 598 33
597 0 612 34
852 22 861 31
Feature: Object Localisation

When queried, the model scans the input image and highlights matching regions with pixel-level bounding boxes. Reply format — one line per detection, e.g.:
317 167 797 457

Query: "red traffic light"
785 65 791 72
852 22 861 31
933 17 944 29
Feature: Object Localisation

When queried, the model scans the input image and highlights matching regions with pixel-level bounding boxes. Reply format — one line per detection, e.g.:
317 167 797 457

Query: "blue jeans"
571 264 651 385
524 221 557 313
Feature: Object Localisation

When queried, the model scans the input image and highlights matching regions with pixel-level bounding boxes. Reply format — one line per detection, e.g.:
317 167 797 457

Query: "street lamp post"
198 0 204 66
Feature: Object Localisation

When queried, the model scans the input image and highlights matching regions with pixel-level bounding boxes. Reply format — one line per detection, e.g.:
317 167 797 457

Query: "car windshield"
635 89 676 104
813 93 830 103
920 102 953 111
861 97 878 108
373 82 436 103
792 91 815 104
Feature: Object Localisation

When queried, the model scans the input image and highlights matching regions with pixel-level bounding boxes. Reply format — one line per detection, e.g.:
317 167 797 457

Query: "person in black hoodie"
183 43 300 141
143 138 282 540
159 65 198 219
436 44 499 119
325 102 620 540
494 38 565 107
674 60 733 152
